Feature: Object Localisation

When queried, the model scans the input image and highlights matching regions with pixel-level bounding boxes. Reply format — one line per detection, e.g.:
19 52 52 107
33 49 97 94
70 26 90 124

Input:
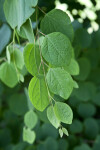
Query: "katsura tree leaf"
74 144 92 150
0 62 18 88
23 127 36 144
0 0 6 22
24 110 38 129
73 81 79 89
69 119 83 134
11 48 24 70
92 93 100 106
24 44 42 76
93 135 100 150
6 45 24 70
8 94 28 115
84 118 99 139
73 82 96 101
64 58 80 76
77 103 96 118
62 128 69 136
54 102 73 124
28 75 49 111
41 123 58 139
40 9 74 41
59 128 63 138
41 32 72 67
17 19 34 43
74 57 91 81
4 0 38 29
47 106 60 129
0 24 11 54
75 28 92 49
46 68 74 99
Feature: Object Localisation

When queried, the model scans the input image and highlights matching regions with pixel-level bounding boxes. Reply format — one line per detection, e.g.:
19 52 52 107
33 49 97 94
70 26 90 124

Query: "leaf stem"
37 6 46 15
38 31 46 36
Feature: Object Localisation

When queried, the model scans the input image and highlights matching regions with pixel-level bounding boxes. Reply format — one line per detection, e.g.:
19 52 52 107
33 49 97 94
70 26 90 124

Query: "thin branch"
38 31 46 36
37 6 46 15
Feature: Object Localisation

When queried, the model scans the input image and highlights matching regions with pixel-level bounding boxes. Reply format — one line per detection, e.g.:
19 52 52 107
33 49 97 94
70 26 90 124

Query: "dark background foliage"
0 0 100 150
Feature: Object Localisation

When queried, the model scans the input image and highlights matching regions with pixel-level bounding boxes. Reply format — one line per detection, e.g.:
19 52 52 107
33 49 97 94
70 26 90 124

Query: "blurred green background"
0 0 100 150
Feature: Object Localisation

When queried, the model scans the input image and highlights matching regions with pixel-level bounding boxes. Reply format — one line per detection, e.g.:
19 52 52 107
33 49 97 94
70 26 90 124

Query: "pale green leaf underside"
59 128 63 138
23 44 42 76
62 127 69 136
6 45 24 70
17 19 34 43
23 127 36 144
0 62 18 88
47 106 60 129
54 102 73 124
24 110 38 129
40 9 74 41
12 49 24 70
41 32 72 67
46 68 74 99
4 0 38 29
28 76 49 111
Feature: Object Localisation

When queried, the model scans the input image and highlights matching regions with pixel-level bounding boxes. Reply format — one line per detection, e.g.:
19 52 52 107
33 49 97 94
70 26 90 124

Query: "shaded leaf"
40 9 74 41
0 62 18 88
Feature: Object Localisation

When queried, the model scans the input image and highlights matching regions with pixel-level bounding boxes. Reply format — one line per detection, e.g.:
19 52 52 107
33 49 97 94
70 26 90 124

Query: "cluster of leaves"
0 0 80 138
0 0 100 150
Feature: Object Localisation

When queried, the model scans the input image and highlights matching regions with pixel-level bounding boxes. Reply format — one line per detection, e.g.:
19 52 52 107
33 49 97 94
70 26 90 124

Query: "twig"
37 6 46 15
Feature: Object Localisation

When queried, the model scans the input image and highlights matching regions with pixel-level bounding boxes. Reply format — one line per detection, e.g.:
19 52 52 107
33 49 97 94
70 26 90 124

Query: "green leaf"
59 128 63 138
74 144 92 150
0 62 18 88
54 102 73 124
84 118 99 139
8 94 28 115
40 9 74 41
12 48 24 70
28 75 49 111
46 68 74 99
74 28 91 49
64 59 79 75
24 110 38 129
17 19 34 43
4 0 38 29
0 24 11 54
0 0 6 22
23 44 42 76
69 119 83 134
74 57 91 81
93 135 100 150
41 123 58 139
77 103 96 118
92 93 100 106
47 106 60 129
73 82 96 101
41 32 72 67
6 45 24 70
73 81 79 89
23 127 36 144
62 128 69 136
